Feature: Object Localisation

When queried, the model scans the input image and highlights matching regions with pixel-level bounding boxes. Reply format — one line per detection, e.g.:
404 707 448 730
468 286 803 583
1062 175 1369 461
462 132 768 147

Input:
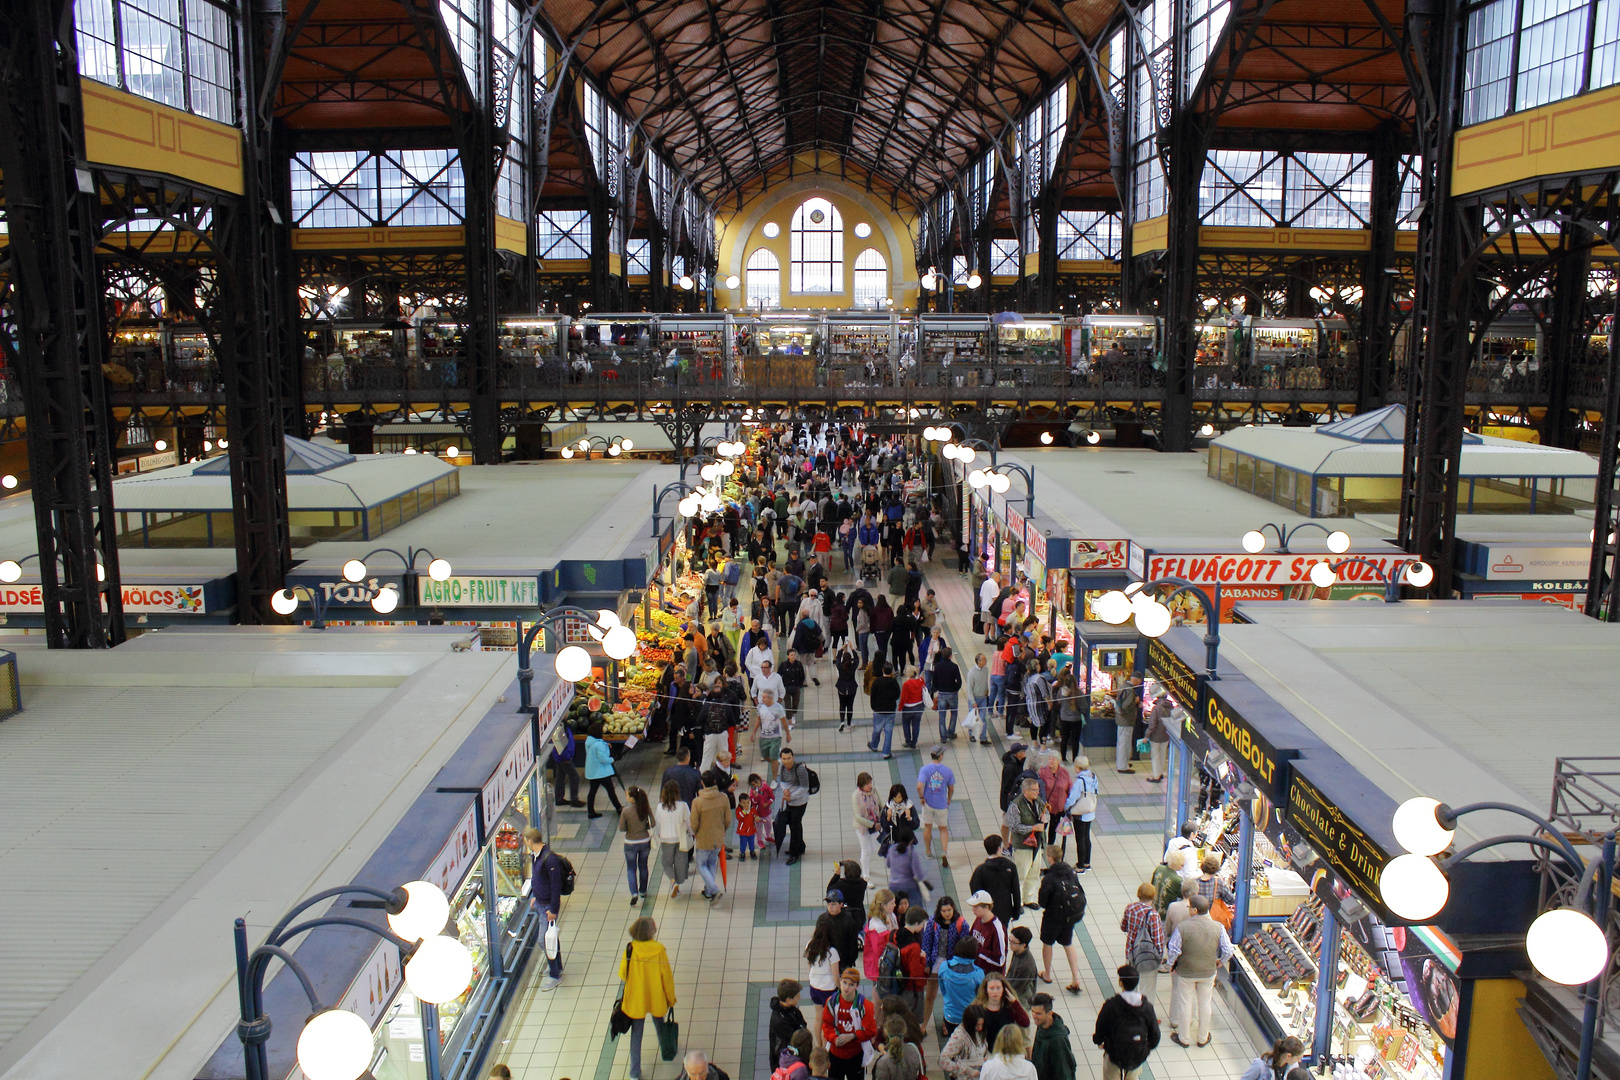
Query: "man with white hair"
684 1050 732 1080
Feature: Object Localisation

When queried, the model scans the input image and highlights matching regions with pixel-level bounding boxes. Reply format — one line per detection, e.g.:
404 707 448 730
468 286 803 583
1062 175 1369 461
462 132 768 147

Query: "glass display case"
996 315 1065 387
500 316 566 388
918 313 993 388
744 314 821 387
416 320 466 389
826 313 895 388
1192 320 1236 389
656 314 731 385
170 328 218 391
438 785 538 1053
1472 320 1542 393
1078 315 1159 385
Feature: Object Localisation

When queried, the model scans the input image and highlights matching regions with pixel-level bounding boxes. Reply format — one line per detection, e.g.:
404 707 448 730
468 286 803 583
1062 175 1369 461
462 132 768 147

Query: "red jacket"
899 941 929 991
820 991 877 1060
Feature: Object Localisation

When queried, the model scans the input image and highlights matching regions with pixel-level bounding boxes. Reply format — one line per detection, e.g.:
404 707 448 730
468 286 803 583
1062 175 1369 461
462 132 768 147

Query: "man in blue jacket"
525 827 566 991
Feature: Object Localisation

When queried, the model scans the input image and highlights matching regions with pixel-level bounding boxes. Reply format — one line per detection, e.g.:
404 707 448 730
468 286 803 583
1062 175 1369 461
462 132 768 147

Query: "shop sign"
1128 544 1145 579
1146 635 1200 712
418 575 540 607
334 938 406 1031
289 575 407 608
1146 551 1406 587
1070 540 1128 570
1472 544 1590 580
424 803 481 895
1285 769 1395 916
482 725 538 826
1475 590 1582 609
0 583 208 614
1204 683 1289 802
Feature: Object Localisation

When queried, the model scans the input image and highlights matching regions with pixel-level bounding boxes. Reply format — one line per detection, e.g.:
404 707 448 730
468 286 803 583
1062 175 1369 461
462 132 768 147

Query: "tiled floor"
489 553 1266 1080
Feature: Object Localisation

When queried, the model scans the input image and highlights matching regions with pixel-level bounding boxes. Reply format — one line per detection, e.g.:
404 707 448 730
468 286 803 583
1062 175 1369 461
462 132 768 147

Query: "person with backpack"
939 937 986 1037
776 748 814 864
870 1016 924 1080
1119 884 1166 997
1064 758 1099 870
862 888 899 983
1036 844 1086 994
523 827 571 991
884 825 931 910
819 968 877 1080
1092 965 1161 1080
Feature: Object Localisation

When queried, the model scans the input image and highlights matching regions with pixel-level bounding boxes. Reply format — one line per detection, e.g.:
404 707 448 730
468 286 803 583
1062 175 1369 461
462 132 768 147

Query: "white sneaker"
540 976 561 992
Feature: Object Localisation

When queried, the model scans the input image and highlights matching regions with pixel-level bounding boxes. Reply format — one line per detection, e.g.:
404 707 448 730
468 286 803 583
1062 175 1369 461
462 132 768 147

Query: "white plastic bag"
964 707 984 741
544 920 560 959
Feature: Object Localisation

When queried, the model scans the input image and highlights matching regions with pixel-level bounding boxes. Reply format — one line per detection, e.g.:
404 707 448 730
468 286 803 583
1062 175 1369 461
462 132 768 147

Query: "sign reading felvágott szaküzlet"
418 576 540 607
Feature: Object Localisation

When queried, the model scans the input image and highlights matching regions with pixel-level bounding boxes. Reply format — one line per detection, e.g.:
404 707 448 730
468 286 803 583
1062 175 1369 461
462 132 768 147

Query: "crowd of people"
518 424 1297 1080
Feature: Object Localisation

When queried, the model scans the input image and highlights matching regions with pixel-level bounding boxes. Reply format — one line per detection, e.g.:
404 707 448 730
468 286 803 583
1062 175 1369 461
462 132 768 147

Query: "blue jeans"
989 674 1007 714
696 847 722 895
628 1015 670 1079
536 904 562 978
935 690 959 738
624 840 650 897
858 632 871 664
900 705 923 747
869 711 896 755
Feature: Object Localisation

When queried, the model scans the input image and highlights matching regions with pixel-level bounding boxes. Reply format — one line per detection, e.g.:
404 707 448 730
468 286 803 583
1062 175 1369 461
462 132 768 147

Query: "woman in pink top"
1038 752 1071 844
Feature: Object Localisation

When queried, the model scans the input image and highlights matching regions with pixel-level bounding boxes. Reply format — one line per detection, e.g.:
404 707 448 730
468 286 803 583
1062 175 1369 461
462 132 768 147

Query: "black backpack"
807 768 821 795
1052 866 1087 922
549 851 577 896
1105 1000 1155 1070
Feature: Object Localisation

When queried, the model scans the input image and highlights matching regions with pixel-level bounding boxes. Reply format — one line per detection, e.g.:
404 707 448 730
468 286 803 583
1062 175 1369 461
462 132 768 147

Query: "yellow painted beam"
1453 85 1620 195
291 226 465 250
1131 215 1169 255
82 83 243 195
495 214 528 255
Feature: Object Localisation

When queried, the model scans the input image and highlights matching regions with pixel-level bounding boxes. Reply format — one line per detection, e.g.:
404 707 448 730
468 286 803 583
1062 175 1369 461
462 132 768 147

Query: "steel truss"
0 0 127 647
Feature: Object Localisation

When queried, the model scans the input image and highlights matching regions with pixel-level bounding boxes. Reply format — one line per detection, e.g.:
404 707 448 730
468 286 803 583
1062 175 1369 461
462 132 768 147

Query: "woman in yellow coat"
619 916 677 1079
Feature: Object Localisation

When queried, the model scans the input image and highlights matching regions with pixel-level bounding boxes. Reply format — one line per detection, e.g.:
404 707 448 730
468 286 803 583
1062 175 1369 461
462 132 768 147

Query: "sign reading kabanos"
1203 683 1290 802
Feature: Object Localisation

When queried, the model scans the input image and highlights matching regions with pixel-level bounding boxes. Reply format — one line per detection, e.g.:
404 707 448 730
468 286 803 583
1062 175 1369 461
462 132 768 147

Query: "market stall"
995 315 1065 387
917 313 993 388
1072 621 1138 747
825 312 897 388
657 314 732 386
1139 631 1450 1078
1078 314 1158 386
1472 320 1542 393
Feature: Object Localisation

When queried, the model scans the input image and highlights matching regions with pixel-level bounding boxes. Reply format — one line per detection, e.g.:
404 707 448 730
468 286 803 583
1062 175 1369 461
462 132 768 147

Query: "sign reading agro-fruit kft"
418 576 540 607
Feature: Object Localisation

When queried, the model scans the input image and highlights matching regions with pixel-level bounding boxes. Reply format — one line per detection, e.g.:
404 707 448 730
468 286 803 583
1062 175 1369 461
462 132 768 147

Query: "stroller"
859 543 883 584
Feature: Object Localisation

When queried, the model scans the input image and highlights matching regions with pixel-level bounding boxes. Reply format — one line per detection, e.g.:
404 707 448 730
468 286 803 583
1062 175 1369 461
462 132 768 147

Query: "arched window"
852 248 888 308
746 248 781 308
790 197 843 293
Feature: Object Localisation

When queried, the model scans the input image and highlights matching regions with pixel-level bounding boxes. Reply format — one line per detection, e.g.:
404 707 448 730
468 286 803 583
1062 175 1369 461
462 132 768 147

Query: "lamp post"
515 604 639 716
1239 522 1354 555
233 880 474 1080
1311 555 1436 601
1092 576 1223 679
1383 797 1614 1080
559 435 634 459
966 461 1036 520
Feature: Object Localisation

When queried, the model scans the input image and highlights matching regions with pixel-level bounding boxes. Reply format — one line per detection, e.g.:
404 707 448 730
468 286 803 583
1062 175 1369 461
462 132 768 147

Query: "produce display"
563 681 646 739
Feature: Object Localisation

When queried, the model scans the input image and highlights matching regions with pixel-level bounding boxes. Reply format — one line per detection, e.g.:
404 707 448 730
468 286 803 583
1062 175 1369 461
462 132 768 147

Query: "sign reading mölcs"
418 576 540 607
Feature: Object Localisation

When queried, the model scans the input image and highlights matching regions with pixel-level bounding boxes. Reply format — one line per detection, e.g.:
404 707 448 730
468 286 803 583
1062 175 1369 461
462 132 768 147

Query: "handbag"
658 1008 680 1060
1211 895 1235 930
610 944 634 1039
1135 738 1151 754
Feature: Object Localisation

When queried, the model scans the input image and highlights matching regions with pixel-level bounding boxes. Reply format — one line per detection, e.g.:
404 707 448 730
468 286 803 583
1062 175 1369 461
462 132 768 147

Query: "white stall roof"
1212 405 1597 479
0 627 509 1080
293 460 676 573
113 453 456 512
993 448 1395 550
1219 601 1620 858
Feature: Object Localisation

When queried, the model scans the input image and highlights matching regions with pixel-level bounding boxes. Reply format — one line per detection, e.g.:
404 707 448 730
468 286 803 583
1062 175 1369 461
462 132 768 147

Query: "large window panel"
1201 151 1283 226
1056 211 1122 260
537 211 590 259
439 0 481 100
1290 153 1371 229
852 248 888 308
746 249 781 307
1185 0 1231 98
790 198 843 293
1397 155 1423 231
990 239 1020 277
380 150 464 225
74 0 236 122
1596 0 1620 86
1463 0 1515 124
626 238 651 276
1515 0 1591 108
291 152 378 228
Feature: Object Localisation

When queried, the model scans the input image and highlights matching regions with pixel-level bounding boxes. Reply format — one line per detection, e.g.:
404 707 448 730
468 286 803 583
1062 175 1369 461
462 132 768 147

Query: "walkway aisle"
489 558 1262 1080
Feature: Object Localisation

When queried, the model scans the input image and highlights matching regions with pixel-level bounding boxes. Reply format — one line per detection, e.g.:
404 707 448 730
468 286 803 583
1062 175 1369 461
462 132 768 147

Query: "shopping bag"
658 1009 680 1060
1135 738 1151 754
1211 896 1235 930
544 921 560 959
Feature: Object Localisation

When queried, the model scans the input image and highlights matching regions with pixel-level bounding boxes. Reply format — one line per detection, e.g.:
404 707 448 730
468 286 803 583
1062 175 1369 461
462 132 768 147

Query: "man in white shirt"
979 571 1002 641
745 638 776 687
1163 822 1197 869
752 658 786 707
753 689 789 780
